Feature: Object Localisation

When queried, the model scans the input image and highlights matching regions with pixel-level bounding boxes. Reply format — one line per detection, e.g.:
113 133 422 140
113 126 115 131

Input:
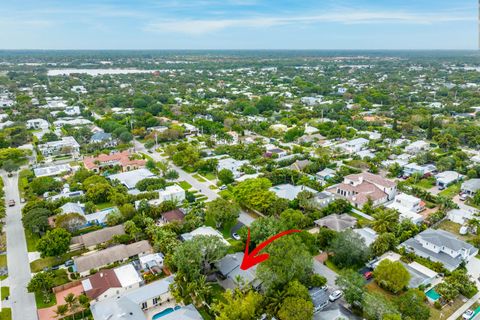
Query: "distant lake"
47 68 161 76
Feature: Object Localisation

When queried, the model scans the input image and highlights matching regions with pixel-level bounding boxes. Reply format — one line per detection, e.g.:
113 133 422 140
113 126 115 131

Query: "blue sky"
0 0 476 49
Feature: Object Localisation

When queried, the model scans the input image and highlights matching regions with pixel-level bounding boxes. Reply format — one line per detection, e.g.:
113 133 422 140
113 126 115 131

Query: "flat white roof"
114 264 142 288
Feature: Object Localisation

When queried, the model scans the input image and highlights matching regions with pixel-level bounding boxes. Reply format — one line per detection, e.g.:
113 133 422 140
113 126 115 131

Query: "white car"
462 309 474 320
460 194 468 201
232 233 241 241
329 290 343 302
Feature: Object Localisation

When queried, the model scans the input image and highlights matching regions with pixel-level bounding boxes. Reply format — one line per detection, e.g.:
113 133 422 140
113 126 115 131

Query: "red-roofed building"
83 151 146 173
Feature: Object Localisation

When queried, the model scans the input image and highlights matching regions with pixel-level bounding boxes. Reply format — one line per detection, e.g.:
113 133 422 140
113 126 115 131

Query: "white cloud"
145 8 474 34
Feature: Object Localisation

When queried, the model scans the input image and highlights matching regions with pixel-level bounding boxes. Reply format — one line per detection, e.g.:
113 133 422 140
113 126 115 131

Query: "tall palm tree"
54 304 68 319
78 294 90 319
372 208 399 233
64 293 78 319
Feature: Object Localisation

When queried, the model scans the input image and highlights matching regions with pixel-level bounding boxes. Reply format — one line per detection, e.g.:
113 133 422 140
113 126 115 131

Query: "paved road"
134 140 254 226
2 172 38 320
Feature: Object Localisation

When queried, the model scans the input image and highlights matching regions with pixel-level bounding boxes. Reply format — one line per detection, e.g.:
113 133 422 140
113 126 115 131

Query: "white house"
269 184 317 201
26 118 49 130
447 208 476 225
387 193 425 224
158 185 186 203
435 171 463 188
82 263 143 303
403 163 436 177
337 137 369 154
405 140 430 154
217 157 248 179
400 229 478 271
38 136 80 157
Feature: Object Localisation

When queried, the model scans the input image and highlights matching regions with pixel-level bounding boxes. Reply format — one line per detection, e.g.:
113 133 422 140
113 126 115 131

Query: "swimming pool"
152 306 181 320
426 288 441 301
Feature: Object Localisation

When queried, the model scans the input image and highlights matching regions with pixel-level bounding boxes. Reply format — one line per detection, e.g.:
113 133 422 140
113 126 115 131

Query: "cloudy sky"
0 0 476 49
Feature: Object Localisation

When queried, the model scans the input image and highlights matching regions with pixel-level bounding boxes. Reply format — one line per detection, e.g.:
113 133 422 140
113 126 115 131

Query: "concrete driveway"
313 259 339 289
466 257 480 280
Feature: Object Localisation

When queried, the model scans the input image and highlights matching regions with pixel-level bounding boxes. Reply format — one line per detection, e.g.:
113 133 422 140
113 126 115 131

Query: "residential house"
269 184 317 201
447 209 476 225
371 252 438 288
90 276 200 320
316 168 336 182
326 172 396 207
38 136 80 157
90 132 116 147
180 226 229 245
217 157 248 179
435 171 463 188
353 227 378 246
311 191 337 209
387 193 425 224
301 96 323 106
108 168 156 190
82 263 143 302
405 140 430 154
461 179 480 196
58 203 118 227
70 225 126 251
399 229 478 271
314 214 357 232
84 151 146 173
26 118 49 130
289 159 312 172
158 185 185 203
264 145 288 158
216 252 261 290
33 164 71 177
158 209 185 225
139 252 164 273
74 240 153 276
403 163 437 177
53 118 92 128
336 137 369 154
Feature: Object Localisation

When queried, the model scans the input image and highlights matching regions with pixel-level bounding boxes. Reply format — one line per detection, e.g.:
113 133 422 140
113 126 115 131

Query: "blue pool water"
152 306 181 319
426 288 441 301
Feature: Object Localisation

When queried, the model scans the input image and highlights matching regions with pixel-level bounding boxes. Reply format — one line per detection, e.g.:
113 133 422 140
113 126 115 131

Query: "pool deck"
144 301 177 320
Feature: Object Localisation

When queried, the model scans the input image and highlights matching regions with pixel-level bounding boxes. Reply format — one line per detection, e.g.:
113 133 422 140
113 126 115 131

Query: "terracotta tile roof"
83 151 146 170
161 209 185 223
83 269 122 300
346 172 396 188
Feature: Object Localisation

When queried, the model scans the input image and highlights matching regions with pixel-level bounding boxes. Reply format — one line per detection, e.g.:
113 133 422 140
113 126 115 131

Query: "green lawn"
436 220 475 242
1 286 9 299
208 185 218 190
24 229 40 252
35 291 56 309
96 202 114 210
414 178 435 190
192 174 207 182
0 308 11 320
203 172 216 181
30 250 85 272
0 255 6 268
429 297 465 320
178 181 192 190
438 183 461 198
325 259 343 274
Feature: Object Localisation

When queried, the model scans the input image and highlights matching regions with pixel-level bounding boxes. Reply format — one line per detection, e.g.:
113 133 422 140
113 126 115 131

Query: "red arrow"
240 228 301 270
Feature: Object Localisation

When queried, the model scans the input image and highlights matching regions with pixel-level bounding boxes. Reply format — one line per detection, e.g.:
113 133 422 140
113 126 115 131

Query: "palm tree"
64 293 78 319
54 304 68 319
189 275 212 307
372 208 399 233
78 294 90 319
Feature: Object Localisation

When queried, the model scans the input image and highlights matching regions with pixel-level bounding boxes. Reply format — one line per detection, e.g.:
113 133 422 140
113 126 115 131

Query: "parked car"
460 193 468 201
20 198 25 203
462 309 474 320
363 271 373 280
65 260 74 267
438 185 445 190
232 232 241 241
329 290 343 302
8 200 15 207
219 185 227 190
